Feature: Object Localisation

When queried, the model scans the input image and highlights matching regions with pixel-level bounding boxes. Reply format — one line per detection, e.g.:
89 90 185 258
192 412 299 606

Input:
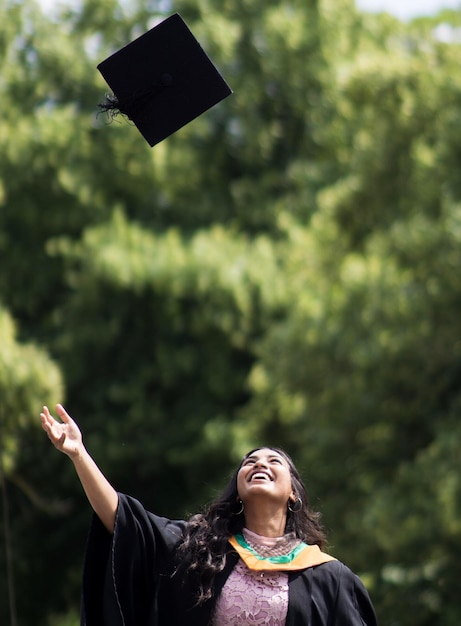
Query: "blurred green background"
1 0 461 623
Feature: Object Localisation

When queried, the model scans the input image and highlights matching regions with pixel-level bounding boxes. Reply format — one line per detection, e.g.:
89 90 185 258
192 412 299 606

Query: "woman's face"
237 448 295 506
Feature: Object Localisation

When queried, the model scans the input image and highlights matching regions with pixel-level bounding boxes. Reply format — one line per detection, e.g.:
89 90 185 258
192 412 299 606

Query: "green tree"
0 305 63 625
2 0 461 623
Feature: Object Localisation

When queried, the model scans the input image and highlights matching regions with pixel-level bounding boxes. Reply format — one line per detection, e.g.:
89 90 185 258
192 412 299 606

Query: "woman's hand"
40 404 84 459
40 404 118 533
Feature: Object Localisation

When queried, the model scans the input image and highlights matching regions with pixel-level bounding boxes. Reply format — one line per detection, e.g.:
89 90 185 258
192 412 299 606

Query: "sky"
39 0 461 22
356 0 461 20
37 0 461 24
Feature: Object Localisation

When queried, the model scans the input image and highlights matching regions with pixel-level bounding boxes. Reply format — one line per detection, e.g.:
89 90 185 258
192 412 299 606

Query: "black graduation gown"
81 494 378 626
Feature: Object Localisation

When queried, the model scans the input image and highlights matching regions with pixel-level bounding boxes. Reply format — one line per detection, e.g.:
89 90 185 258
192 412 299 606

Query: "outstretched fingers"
40 404 84 458
40 405 54 432
40 405 64 445
56 403 72 423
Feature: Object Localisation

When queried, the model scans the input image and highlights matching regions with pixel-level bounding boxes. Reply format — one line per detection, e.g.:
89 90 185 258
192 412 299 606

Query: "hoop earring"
235 499 244 515
288 497 302 513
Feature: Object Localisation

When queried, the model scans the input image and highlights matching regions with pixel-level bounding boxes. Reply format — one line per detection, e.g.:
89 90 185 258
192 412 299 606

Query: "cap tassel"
98 73 173 122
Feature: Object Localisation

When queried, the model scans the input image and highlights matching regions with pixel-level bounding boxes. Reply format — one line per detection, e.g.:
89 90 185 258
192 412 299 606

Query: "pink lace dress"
211 528 301 626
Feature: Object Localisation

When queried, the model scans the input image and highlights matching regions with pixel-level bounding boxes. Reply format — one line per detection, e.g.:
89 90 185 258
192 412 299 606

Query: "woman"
40 404 378 626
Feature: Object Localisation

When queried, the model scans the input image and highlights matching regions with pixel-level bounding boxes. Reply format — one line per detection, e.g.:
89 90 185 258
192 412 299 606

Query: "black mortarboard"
97 13 232 147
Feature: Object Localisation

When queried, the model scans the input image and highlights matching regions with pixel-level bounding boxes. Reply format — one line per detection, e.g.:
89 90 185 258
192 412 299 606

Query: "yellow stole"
228 533 336 572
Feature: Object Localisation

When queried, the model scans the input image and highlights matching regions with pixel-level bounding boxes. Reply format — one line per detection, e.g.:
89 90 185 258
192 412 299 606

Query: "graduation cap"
97 13 232 147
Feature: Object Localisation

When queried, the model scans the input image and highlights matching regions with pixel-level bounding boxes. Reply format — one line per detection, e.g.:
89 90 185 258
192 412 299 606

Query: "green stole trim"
234 532 307 564
228 534 337 572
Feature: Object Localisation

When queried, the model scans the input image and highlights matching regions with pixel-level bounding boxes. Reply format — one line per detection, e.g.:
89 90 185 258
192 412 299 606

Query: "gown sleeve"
312 561 377 626
287 560 378 626
80 492 186 626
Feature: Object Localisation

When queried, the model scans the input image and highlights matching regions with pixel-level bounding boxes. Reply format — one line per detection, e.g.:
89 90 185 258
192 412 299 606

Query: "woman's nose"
254 459 268 468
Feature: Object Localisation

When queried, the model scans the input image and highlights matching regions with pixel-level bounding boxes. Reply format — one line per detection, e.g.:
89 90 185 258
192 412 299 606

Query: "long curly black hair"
176 447 327 604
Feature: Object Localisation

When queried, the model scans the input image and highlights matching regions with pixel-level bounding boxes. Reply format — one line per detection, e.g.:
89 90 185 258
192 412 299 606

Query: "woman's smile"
237 448 294 505
249 469 273 482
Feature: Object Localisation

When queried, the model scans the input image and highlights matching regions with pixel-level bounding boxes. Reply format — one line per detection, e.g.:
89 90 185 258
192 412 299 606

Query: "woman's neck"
243 502 287 537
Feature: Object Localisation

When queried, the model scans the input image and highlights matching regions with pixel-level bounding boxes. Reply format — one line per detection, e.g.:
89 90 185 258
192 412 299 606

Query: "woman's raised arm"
40 404 119 534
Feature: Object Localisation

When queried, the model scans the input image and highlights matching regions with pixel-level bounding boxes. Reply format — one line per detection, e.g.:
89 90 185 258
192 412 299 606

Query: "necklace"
242 528 301 558
233 532 307 565
228 534 337 572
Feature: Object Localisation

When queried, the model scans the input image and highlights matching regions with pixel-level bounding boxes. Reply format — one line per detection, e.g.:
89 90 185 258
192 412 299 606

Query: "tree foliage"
1 0 461 624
